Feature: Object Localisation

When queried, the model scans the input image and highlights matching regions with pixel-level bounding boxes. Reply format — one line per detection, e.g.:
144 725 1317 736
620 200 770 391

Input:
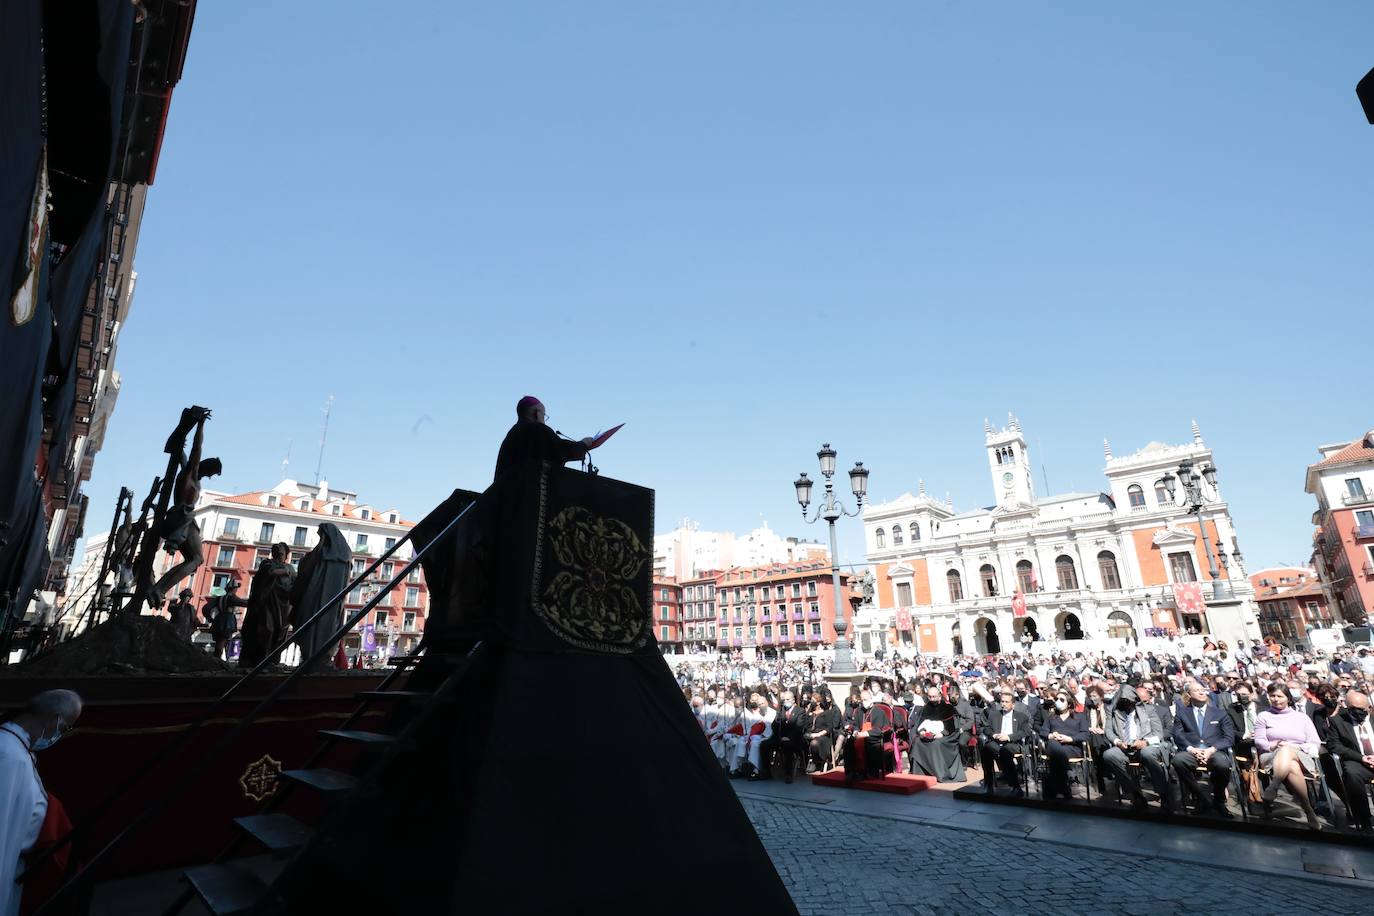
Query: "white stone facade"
858 417 1260 659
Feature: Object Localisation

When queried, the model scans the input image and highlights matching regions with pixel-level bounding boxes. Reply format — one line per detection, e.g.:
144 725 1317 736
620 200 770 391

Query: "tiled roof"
1255 582 1327 602
1310 437 1374 470
214 491 415 526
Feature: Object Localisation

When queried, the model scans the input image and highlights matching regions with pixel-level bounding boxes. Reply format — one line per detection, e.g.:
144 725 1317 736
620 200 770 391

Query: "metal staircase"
28 494 480 916
174 643 483 915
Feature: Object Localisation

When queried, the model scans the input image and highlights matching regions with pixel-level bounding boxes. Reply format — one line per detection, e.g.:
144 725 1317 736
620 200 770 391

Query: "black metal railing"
27 495 478 911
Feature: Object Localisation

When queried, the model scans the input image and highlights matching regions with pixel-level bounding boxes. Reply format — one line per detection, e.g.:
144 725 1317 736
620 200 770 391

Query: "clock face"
1002 472 1014 486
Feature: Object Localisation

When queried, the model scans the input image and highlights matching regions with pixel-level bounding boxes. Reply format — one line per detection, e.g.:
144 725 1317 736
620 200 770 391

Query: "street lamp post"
794 443 869 674
1160 458 1230 601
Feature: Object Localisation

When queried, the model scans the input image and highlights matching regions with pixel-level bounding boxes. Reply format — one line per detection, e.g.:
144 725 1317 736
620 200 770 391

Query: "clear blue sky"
81 2 1373 573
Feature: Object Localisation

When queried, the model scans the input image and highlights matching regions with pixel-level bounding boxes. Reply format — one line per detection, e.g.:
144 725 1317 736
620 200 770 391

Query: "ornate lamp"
816 443 837 478
848 462 869 502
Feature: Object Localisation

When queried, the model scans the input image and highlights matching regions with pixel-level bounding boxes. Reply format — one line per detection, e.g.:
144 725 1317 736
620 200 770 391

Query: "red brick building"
712 562 856 656
1248 567 1334 644
680 572 720 653
169 480 430 660
652 577 683 654
1305 432 1374 625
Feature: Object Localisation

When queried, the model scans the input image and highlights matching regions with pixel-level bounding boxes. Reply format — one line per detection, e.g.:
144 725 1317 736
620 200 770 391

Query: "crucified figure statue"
148 406 221 607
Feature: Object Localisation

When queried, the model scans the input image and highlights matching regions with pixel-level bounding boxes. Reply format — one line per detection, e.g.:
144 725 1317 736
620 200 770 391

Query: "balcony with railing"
1342 490 1374 506
218 530 242 542
1353 523 1374 539
1363 561 1374 577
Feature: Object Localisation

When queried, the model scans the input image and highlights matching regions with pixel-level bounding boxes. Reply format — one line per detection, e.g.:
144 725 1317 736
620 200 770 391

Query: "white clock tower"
985 413 1035 508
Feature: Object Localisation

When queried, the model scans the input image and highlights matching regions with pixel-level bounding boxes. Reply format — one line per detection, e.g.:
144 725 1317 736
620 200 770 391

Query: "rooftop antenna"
314 395 334 485
281 439 292 481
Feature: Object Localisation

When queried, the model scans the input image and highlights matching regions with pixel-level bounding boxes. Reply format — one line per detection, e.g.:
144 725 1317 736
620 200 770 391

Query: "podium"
279 462 797 914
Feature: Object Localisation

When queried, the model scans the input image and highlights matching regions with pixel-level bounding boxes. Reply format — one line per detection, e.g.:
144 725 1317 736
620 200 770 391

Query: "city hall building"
856 416 1260 658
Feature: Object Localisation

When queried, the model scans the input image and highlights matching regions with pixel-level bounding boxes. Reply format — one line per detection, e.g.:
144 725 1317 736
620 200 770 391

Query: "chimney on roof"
318 478 329 503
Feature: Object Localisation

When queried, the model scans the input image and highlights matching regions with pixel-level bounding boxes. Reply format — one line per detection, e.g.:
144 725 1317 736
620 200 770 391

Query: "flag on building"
1011 591 1027 618
895 607 913 632
1174 581 1205 616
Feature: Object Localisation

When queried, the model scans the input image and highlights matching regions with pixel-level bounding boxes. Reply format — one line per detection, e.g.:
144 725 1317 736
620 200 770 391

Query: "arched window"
1127 484 1146 509
947 569 964 601
1154 479 1171 506
1107 611 1135 640
1016 560 1035 593
891 525 904 545
910 522 920 542
980 564 998 597
1097 550 1121 590
1055 555 1079 590
875 528 886 549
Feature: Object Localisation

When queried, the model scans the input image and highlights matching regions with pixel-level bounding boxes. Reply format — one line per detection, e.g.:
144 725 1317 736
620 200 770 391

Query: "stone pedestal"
823 670 863 703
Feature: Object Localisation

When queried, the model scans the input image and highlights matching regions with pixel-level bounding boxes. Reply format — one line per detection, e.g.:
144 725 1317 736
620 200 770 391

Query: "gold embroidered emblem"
536 505 650 653
239 754 282 802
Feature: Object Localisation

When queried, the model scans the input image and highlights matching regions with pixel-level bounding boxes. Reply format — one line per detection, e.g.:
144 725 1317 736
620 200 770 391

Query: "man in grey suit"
1102 685 1173 813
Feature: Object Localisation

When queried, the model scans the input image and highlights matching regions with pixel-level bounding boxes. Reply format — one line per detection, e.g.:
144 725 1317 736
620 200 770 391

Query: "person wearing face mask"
703 691 728 769
1323 690 1374 832
804 692 841 773
908 684 964 782
978 692 1030 797
1039 690 1089 801
1 689 83 916
1225 682 1260 773
734 694 772 780
842 691 893 781
1102 685 1172 812
766 691 806 783
1082 685 1111 795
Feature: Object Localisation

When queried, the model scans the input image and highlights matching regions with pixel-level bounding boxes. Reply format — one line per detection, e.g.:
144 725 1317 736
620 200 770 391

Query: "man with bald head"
1 690 83 915
494 396 596 482
1325 690 1374 831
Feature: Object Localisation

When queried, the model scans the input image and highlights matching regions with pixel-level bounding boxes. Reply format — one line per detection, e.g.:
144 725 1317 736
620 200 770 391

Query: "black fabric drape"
279 462 797 914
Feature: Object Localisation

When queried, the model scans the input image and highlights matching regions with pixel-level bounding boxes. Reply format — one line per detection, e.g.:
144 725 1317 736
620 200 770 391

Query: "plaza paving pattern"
741 795 1372 916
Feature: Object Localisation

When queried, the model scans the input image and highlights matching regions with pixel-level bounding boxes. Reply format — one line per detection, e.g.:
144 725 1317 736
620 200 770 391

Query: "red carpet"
810 769 934 795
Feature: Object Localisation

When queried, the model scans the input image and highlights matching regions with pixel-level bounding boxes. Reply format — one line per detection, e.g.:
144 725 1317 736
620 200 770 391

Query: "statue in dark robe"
289 523 351 672
239 542 294 668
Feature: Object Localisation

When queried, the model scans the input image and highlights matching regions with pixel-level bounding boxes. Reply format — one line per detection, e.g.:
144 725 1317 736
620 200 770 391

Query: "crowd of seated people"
678 640 1374 832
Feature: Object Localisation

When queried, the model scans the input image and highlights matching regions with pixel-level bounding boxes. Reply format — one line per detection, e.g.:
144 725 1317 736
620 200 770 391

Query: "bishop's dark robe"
843 704 893 778
494 419 589 482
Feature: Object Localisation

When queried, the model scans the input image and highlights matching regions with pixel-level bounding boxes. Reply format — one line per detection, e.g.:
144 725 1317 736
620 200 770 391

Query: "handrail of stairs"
28 495 478 913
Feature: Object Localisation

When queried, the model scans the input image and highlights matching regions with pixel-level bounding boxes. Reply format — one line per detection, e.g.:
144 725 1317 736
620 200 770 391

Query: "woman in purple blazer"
1253 682 1323 830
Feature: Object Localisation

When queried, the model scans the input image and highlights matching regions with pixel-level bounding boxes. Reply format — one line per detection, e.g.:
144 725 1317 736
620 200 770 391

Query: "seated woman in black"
1038 688 1089 800
804 691 841 773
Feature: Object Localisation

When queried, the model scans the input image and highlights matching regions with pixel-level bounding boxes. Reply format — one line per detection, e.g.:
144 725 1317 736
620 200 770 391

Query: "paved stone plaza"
741 794 1373 916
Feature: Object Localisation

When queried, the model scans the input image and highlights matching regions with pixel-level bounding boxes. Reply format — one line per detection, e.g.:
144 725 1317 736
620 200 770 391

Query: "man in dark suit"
765 690 807 783
1170 680 1235 816
979 691 1031 797
1324 690 1374 831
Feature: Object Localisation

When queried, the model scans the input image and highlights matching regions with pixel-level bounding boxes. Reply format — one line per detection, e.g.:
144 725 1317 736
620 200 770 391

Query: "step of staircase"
233 813 315 855
183 863 271 916
318 728 397 747
280 767 358 794
355 690 432 702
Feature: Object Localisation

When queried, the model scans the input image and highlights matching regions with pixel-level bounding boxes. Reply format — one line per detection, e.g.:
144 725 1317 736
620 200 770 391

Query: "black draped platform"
277 462 796 915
